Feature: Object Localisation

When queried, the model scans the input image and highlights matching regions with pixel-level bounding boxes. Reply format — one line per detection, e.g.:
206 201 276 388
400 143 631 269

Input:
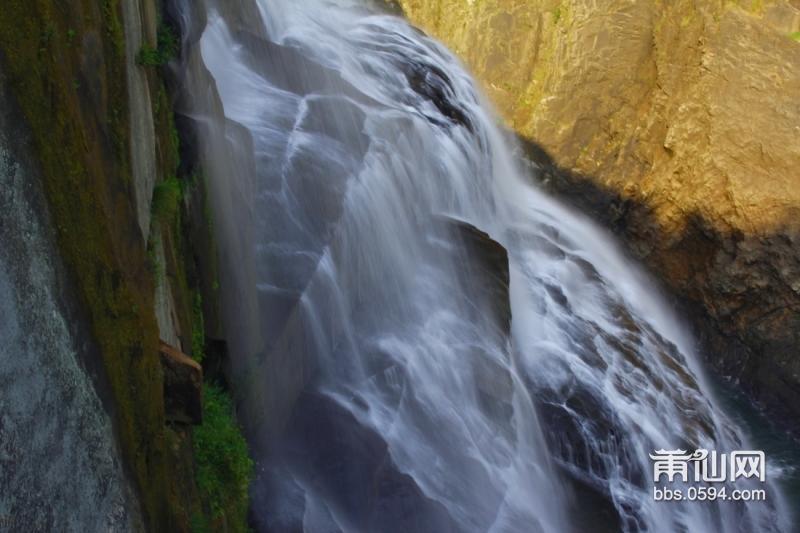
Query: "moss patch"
0 0 173 529
194 384 254 533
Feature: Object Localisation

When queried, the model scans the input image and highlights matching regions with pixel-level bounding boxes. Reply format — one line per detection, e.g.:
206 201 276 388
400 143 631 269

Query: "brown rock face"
160 342 204 425
399 0 800 435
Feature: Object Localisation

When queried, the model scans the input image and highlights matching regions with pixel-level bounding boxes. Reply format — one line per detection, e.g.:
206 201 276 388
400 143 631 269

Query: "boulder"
160 341 204 425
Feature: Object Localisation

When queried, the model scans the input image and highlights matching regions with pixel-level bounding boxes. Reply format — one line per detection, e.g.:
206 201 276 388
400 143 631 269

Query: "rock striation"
399 0 800 437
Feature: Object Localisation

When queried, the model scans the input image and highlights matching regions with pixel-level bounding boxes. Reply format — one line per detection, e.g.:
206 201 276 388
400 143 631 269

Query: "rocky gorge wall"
0 59 144 533
0 0 247 531
398 0 800 437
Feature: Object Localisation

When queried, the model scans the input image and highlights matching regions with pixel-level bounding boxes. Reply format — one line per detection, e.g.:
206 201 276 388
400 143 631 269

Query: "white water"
190 1 791 531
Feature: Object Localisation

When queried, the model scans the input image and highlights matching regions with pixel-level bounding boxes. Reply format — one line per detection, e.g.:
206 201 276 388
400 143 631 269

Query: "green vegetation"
1 3 253 532
0 1 170 529
151 177 183 228
789 31 800 40
137 18 179 67
551 6 562 24
192 294 206 363
194 385 254 533
40 23 56 49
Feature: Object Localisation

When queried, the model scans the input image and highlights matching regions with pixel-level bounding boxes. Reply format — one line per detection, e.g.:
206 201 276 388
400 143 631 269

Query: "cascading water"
174 0 793 531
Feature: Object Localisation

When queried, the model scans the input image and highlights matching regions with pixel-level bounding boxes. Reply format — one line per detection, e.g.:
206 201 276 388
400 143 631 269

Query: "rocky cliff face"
0 0 230 530
398 0 800 435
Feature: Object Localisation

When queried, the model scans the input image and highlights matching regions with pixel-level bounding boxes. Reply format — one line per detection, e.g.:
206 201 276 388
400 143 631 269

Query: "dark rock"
159 341 204 425
281 392 463 533
234 31 379 108
201 337 232 392
434 216 511 337
404 61 472 131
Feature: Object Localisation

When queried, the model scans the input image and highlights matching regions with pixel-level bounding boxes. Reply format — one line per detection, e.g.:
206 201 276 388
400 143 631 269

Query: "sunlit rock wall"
399 0 800 435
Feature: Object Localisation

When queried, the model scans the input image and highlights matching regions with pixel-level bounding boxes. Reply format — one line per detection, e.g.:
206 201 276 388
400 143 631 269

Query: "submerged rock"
282 391 463 533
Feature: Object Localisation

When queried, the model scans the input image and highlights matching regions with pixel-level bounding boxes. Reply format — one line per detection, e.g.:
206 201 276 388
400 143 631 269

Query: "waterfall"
173 0 792 531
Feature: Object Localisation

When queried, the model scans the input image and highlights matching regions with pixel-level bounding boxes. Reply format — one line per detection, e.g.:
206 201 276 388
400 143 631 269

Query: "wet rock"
234 30 379 108
403 61 472 131
281 392 463 533
435 216 511 337
160 341 204 425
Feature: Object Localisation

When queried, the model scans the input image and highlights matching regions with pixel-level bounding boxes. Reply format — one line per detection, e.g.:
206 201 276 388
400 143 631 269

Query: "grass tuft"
137 18 178 67
194 385 254 532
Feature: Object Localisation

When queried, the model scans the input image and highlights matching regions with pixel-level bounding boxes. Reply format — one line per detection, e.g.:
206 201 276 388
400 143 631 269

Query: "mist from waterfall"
174 0 793 531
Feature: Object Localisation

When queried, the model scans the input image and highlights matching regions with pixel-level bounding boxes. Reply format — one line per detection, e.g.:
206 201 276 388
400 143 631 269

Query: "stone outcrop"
398 0 800 436
160 342 205 425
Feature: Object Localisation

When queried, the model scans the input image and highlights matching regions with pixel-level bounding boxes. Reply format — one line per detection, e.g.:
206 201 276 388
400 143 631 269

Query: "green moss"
2 2 254 531
190 514 214 533
551 6 562 24
151 177 183 228
137 18 178 67
0 1 172 530
194 385 254 533
192 294 206 363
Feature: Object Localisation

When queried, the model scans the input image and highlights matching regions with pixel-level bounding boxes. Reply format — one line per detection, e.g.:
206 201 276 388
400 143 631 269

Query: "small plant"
150 177 182 227
153 87 165 124
137 19 179 67
194 385 254 532
67 29 76 47
551 6 562 24
789 31 800 40
40 24 56 50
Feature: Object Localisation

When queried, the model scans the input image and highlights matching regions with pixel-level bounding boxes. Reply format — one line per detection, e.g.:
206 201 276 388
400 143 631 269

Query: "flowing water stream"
174 1 794 531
